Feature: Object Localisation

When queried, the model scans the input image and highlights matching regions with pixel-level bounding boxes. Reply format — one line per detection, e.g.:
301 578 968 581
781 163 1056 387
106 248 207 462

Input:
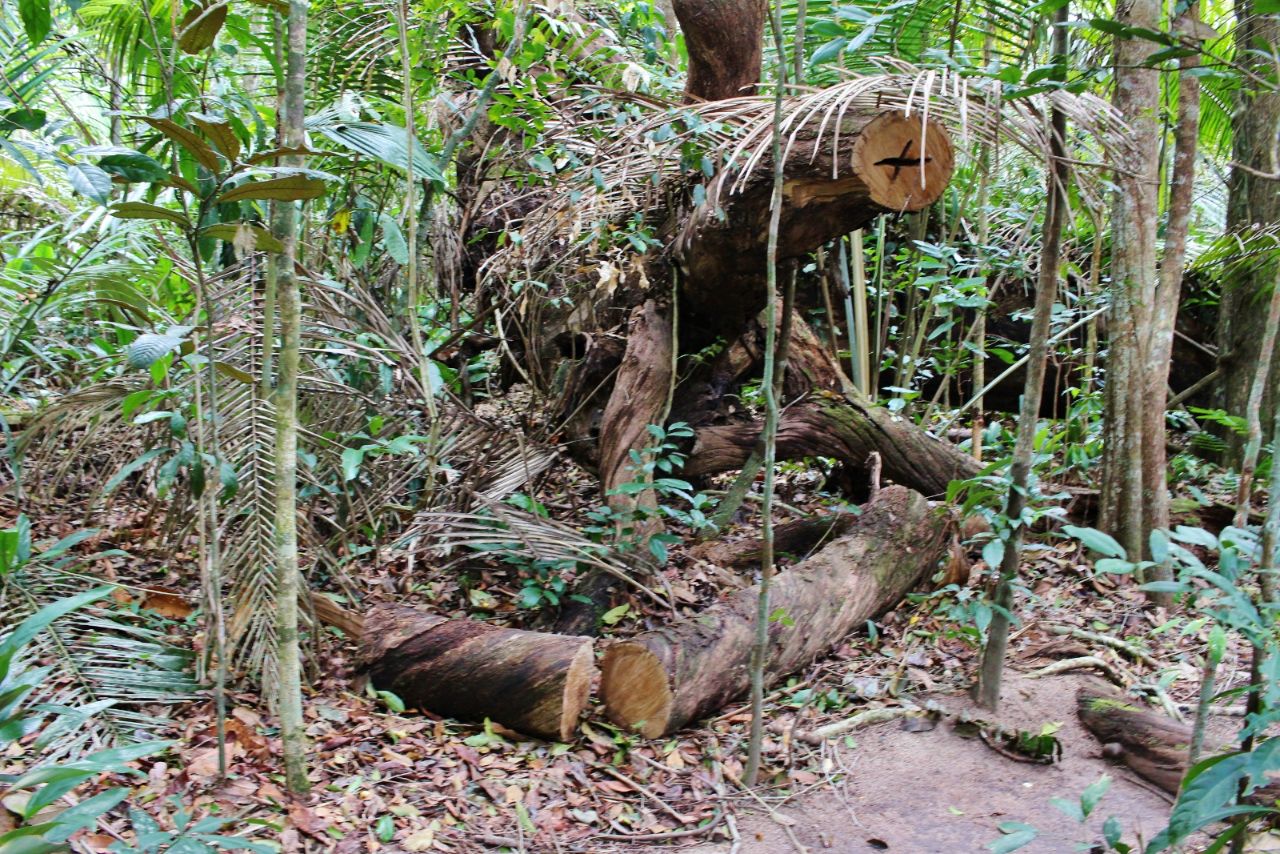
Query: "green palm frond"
0 531 197 759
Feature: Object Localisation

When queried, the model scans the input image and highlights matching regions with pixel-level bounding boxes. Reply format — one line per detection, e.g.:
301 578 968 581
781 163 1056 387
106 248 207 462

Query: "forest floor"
688 672 1192 854
5 429 1272 852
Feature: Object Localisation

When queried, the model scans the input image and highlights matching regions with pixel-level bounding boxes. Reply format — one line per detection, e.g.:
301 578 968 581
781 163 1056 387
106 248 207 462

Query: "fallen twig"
1046 624 1160 669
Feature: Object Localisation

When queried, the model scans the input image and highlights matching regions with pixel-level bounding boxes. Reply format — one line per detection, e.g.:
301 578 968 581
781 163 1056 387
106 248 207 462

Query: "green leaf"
64 163 113 204
1080 774 1111 818
1 109 46 132
109 201 192 229
17 0 52 45
378 213 408 264
0 588 110 677
307 117 443 181
1062 525 1127 559
99 152 169 183
216 176 326 203
987 822 1037 853
189 113 240 160
200 223 284 253
102 448 162 494
341 447 365 482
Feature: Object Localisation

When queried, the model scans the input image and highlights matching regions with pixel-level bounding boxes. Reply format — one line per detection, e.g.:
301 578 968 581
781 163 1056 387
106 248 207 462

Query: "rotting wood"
600 485 948 736
361 604 594 741
685 392 981 498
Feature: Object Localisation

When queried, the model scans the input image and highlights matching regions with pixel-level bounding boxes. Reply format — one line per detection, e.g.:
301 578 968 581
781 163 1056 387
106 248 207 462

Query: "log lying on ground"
685 392 981 498
1077 682 1192 794
600 486 948 736
362 604 594 741
1077 681 1280 804
693 512 859 569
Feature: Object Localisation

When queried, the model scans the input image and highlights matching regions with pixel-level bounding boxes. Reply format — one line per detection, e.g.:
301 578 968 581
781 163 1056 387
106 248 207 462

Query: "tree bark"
673 0 767 101
1215 0 1280 465
599 485 948 736
1077 682 1191 795
686 393 981 497
362 605 595 742
1099 0 1163 561
694 512 860 568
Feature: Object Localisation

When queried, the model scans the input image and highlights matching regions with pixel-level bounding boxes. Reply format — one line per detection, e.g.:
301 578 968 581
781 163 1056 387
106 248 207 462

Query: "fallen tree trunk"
362 604 594 741
685 392 981 498
694 512 859 568
600 485 948 736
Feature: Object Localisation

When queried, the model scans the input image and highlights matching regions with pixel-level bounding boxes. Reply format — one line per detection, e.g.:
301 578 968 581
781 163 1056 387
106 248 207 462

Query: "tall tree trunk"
974 4 1070 709
273 0 310 794
1135 2 1202 606
1099 0 1163 562
673 0 767 101
1215 0 1280 465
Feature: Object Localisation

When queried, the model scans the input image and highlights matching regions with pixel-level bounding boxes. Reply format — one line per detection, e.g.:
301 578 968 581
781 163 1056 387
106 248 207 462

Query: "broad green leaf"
110 202 192 228
98 152 169 183
987 822 1037 853
1062 525 1127 559
307 117 443 181
177 0 228 54
64 163 112 203
136 116 221 171
379 213 408 264
17 0 51 45
200 223 284 253
0 108 46 132
1080 774 1111 818
216 176 326 203
0 588 110 677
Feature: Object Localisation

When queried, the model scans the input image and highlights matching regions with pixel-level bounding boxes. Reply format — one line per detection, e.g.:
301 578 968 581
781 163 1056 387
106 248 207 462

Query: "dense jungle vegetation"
1 0 1279 850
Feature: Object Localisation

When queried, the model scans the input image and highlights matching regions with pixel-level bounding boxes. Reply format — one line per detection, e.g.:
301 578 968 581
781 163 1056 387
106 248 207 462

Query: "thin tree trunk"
1138 1 1202 605
746 0 787 785
975 4 1069 710
1099 0 1163 562
273 0 310 794
1231 277 1280 526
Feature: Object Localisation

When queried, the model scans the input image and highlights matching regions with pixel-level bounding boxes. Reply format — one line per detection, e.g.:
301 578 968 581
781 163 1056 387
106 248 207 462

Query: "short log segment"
676 110 955 330
362 604 594 741
600 486 947 736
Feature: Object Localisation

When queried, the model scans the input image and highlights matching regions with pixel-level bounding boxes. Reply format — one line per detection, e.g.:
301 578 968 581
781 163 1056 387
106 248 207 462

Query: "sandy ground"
686 673 1182 854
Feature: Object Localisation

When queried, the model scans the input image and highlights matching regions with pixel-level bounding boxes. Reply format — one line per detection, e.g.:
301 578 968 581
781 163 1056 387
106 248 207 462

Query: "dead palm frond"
475 67 1131 293
404 499 670 609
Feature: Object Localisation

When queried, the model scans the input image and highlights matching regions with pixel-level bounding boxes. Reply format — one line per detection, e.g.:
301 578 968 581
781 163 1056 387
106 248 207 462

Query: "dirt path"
688 673 1178 853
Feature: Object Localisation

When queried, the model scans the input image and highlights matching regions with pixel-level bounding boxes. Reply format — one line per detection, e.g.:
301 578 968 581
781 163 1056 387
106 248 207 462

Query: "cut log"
685 392 981 498
600 485 948 736
676 110 954 331
362 604 594 741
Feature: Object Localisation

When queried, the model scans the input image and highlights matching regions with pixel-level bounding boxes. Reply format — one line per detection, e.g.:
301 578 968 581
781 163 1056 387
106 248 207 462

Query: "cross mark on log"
874 139 932 182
